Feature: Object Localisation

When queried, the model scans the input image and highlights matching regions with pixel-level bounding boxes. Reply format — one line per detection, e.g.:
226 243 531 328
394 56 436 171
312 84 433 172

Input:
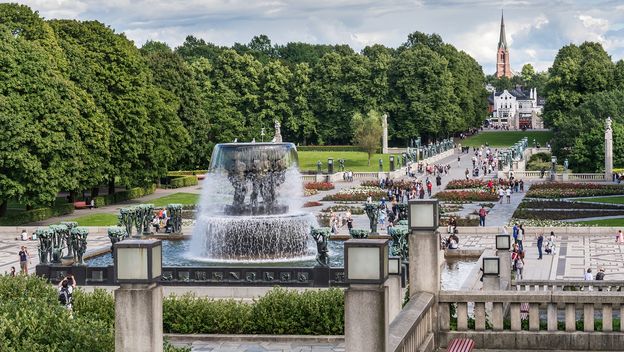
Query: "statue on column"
274 120 283 143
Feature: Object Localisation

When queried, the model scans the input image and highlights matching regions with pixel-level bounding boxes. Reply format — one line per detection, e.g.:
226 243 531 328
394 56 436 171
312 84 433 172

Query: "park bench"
447 338 475 352
73 201 88 209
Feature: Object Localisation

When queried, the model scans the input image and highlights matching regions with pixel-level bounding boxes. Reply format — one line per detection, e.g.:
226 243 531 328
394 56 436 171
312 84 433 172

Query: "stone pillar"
115 283 163 352
408 230 440 296
605 117 613 181
385 275 402 323
345 284 388 352
497 250 511 290
382 113 389 154
482 276 499 291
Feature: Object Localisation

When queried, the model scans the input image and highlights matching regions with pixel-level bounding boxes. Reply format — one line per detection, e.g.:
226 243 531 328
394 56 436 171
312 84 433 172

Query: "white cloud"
10 0 624 73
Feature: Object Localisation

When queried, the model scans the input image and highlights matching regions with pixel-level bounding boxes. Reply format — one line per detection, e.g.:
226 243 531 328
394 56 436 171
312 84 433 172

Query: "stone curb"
164 333 344 344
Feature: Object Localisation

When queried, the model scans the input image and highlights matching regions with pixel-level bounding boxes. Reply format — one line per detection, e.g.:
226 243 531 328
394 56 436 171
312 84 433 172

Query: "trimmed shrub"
167 170 208 176
92 184 157 207
0 202 75 225
298 145 379 153
168 176 198 188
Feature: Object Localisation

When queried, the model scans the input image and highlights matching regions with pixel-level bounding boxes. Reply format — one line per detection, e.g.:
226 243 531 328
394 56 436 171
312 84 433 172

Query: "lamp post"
407 199 439 296
114 240 163 352
389 155 395 172
344 239 390 352
495 234 512 289
327 158 334 174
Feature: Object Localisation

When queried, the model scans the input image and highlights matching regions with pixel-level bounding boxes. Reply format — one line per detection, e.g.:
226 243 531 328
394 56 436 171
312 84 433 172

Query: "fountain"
191 137 315 262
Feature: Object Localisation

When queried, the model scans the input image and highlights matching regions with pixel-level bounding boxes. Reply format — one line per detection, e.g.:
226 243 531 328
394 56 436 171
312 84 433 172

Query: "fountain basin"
191 212 315 262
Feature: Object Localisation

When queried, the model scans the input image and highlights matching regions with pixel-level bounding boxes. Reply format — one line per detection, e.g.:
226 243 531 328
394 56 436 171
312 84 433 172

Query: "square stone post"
115 283 163 352
385 274 402 323
345 284 388 352
408 230 440 296
496 250 511 290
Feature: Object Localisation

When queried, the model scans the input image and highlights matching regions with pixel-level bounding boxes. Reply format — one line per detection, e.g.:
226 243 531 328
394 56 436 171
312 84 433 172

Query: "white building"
488 87 544 129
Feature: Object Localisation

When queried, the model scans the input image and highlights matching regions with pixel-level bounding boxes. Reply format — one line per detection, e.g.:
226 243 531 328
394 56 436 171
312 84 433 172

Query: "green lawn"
297 151 401 172
149 192 199 206
573 218 624 226
575 196 624 204
461 131 553 147
66 213 119 226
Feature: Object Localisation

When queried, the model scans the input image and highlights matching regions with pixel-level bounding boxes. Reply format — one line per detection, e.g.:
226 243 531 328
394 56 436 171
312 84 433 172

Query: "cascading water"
190 142 316 262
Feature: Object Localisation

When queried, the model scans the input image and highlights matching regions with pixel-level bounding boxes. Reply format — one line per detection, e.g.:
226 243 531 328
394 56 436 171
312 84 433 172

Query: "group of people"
465 146 499 178
328 209 353 234
152 208 173 233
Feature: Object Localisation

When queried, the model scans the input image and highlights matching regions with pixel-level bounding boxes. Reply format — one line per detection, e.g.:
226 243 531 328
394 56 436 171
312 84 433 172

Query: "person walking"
18 246 30 275
506 187 511 204
512 223 519 244
616 230 624 244
536 232 544 260
549 231 557 254
478 206 487 227
517 225 525 251
498 188 504 204
514 251 525 280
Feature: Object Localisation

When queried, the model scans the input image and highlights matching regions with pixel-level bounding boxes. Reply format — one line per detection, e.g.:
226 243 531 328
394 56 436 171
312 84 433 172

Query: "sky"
13 0 624 74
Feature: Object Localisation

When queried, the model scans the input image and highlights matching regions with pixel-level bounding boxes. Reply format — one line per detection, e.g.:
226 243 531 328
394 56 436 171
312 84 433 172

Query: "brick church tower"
496 11 512 78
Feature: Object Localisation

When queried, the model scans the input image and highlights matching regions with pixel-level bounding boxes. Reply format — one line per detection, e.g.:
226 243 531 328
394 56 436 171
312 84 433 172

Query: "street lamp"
482 257 500 276
388 256 401 275
495 235 511 250
408 199 439 231
114 240 162 284
344 239 389 284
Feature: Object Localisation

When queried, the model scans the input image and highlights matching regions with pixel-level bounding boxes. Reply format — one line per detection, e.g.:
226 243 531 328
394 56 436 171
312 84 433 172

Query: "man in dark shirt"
18 246 29 274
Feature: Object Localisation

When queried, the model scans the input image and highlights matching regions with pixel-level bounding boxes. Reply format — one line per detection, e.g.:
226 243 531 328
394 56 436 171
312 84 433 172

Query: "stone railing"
388 292 436 352
567 173 607 181
513 280 624 292
438 290 624 350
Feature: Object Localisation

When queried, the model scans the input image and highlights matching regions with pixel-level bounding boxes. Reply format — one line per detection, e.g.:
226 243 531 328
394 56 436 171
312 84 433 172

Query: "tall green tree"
352 110 383 166
51 20 187 192
0 4 109 214
287 63 316 144
258 60 293 138
141 41 209 169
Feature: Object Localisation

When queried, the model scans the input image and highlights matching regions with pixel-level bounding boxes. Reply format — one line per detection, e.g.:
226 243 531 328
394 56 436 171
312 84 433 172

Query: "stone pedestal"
408 230 440 296
115 283 163 352
385 275 402 323
345 284 388 352
482 276 500 291
605 117 613 181
382 113 389 154
497 250 511 290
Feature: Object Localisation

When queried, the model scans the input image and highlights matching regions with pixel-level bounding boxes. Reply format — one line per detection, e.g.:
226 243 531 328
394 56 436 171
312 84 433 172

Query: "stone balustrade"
438 290 624 350
513 280 624 292
388 292 435 352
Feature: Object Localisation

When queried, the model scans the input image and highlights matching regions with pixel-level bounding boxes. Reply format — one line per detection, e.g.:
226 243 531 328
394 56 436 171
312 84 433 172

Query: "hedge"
167 170 208 176
0 202 74 225
298 145 381 153
163 287 344 335
167 176 198 189
93 184 157 207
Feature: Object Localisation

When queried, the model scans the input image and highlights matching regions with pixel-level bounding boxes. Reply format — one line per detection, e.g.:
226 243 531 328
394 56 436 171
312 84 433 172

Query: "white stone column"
497 250 511 290
605 117 613 181
382 113 389 154
345 284 388 352
115 283 163 352
408 230 440 296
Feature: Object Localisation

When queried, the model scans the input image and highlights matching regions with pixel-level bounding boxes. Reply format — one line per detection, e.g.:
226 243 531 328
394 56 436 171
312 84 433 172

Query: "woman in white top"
584 268 593 280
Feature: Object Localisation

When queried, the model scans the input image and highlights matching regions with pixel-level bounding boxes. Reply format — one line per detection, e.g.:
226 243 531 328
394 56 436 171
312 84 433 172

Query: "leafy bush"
164 176 199 189
163 287 344 335
0 275 113 351
93 184 157 207
167 170 208 176
0 202 75 225
304 182 335 191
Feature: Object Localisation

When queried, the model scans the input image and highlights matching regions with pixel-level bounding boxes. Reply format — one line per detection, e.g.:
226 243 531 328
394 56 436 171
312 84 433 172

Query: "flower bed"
304 188 318 197
512 209 624 220
445 179 487 189
321 205 364 215
518 200 624 210
360 180 413 189
509 219 594 227
527 183 624 198
321 186 387 202
440 216 479 227
303 201 322 208
304 182 335 191
434 190 499 202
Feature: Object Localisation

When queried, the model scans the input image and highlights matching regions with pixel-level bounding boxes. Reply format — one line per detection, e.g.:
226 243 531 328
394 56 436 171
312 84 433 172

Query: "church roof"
498 11 508 50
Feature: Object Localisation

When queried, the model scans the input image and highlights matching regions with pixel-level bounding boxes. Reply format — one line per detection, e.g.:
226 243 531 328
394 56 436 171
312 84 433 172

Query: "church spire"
498 10 508 50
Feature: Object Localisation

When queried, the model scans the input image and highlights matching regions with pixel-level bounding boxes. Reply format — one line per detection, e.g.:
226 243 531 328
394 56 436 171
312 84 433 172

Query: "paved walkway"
458 231 624 280
180 341 344 352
